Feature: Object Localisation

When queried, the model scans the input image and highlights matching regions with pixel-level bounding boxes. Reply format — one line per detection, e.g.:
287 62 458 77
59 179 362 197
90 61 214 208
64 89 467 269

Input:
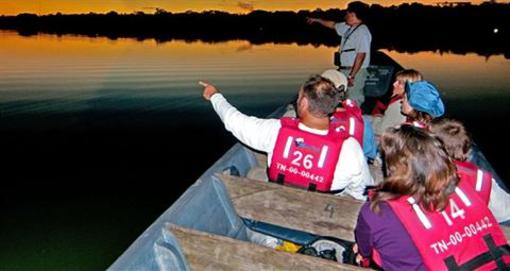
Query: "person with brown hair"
355 125 510 270
401 80 445 128
430 118 510 223
370 69 423 136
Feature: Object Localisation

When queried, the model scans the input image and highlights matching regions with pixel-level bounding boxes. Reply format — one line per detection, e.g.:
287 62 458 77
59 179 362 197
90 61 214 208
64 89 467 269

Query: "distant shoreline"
1 2 509 58
0 1 504 17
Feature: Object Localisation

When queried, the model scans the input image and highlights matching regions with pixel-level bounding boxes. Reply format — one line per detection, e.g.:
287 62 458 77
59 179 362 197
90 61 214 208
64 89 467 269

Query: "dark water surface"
1 31 509 270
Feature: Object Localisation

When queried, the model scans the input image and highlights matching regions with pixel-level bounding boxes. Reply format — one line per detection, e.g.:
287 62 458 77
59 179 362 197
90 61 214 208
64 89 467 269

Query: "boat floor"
166 224 368 271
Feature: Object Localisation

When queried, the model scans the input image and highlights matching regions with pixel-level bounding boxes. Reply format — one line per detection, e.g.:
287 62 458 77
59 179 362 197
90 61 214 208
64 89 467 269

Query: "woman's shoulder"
360 200 397 224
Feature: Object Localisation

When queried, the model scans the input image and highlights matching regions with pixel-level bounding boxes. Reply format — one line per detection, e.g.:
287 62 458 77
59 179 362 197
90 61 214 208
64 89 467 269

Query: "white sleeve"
331 137 374 200
210 93 279 153
355 28 371 53
334 22 348 36
488 178 510 223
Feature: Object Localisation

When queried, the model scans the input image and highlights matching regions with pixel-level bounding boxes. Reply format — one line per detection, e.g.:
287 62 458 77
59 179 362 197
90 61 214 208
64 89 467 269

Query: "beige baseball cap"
321 69 347 91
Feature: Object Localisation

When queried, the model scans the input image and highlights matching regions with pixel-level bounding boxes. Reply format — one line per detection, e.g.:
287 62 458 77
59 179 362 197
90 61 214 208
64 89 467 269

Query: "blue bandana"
405 80 445 118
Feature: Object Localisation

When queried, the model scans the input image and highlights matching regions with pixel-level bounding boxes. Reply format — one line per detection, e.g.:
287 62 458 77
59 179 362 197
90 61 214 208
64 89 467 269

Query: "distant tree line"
0 2 509 58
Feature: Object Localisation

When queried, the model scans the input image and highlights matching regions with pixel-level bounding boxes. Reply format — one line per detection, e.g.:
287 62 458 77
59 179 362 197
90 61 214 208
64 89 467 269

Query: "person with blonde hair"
430 118 510 223
370 69 423 136
355 125 510 270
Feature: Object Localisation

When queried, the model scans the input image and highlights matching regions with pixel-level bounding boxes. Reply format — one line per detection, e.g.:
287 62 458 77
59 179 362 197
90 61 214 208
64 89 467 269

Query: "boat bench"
219 174 510 243
220 174 362 242
165 223 367 271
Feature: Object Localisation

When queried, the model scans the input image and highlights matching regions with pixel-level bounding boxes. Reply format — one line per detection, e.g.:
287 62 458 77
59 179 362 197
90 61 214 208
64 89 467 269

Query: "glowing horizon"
0 0 495 16
2 30 508 98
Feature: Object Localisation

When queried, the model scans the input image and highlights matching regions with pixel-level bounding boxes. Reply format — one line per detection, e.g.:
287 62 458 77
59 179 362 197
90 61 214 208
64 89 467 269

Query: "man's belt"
339 66 352 69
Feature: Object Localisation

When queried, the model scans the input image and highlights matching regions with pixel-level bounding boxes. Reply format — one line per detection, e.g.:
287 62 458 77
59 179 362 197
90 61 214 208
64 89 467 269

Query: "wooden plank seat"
166 223 367 271
220 174 362 242
219 174 510 243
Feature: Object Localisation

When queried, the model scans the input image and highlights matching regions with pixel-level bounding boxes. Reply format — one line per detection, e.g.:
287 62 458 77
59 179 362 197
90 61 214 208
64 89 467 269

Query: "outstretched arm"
199 81 279 154
306 17 336 29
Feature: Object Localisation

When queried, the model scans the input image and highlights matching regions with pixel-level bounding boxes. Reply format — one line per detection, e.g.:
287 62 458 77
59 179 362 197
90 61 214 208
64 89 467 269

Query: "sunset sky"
0 0 494 15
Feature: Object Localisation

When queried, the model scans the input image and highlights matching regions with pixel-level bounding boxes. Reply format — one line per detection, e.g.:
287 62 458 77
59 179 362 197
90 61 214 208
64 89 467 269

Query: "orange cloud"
237 2 254 12
0 1 488 16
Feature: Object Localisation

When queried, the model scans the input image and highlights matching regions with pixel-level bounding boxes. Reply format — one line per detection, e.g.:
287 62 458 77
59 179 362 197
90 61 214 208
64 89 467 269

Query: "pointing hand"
199 81 219 100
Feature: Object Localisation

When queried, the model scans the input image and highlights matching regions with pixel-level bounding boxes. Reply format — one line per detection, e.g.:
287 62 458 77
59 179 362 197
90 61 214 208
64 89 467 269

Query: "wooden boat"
108 52 510 270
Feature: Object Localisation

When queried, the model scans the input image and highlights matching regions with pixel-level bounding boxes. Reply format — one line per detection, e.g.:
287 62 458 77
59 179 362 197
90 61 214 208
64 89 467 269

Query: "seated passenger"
322 69 377 160
324 69 365 147
369 69 423 136
200 75 373 200
401 80 445 128
355 125 510 270
403 82 508 207
430 118 510 223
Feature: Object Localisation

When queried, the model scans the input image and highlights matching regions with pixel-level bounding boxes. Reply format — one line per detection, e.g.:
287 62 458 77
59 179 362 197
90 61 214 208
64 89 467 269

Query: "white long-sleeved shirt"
211 93 374 200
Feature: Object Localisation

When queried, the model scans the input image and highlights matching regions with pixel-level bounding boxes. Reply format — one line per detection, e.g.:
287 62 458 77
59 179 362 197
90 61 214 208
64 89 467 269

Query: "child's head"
430 118 471 161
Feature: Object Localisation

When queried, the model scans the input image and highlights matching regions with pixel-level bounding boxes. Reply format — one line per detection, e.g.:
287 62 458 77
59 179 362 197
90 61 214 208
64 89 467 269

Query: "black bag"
297 237 356 265
334 52 341 67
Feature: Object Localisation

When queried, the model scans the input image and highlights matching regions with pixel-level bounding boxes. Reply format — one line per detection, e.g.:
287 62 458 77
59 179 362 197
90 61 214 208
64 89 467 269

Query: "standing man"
199 76 373 200
308 1 372 105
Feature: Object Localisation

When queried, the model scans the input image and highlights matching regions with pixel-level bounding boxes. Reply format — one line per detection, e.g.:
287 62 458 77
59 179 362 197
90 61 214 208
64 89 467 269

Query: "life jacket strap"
340 48 356 53
443 234 510 271
276 173 285 185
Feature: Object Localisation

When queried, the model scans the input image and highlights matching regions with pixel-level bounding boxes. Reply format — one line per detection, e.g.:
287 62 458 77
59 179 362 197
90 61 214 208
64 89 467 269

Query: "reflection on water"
1 31 509 270
382 50 510 97
0 31 338 134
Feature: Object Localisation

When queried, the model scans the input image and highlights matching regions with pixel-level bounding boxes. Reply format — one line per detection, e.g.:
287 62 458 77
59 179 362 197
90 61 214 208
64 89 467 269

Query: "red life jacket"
455 160 492 205
331 99 364 147
371 94 402 116
268 117 347 192
380 180 510 270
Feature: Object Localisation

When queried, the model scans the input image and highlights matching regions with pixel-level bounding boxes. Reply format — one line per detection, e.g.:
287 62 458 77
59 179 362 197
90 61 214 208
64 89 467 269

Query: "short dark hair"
301 75 341 118
347 1 370 22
